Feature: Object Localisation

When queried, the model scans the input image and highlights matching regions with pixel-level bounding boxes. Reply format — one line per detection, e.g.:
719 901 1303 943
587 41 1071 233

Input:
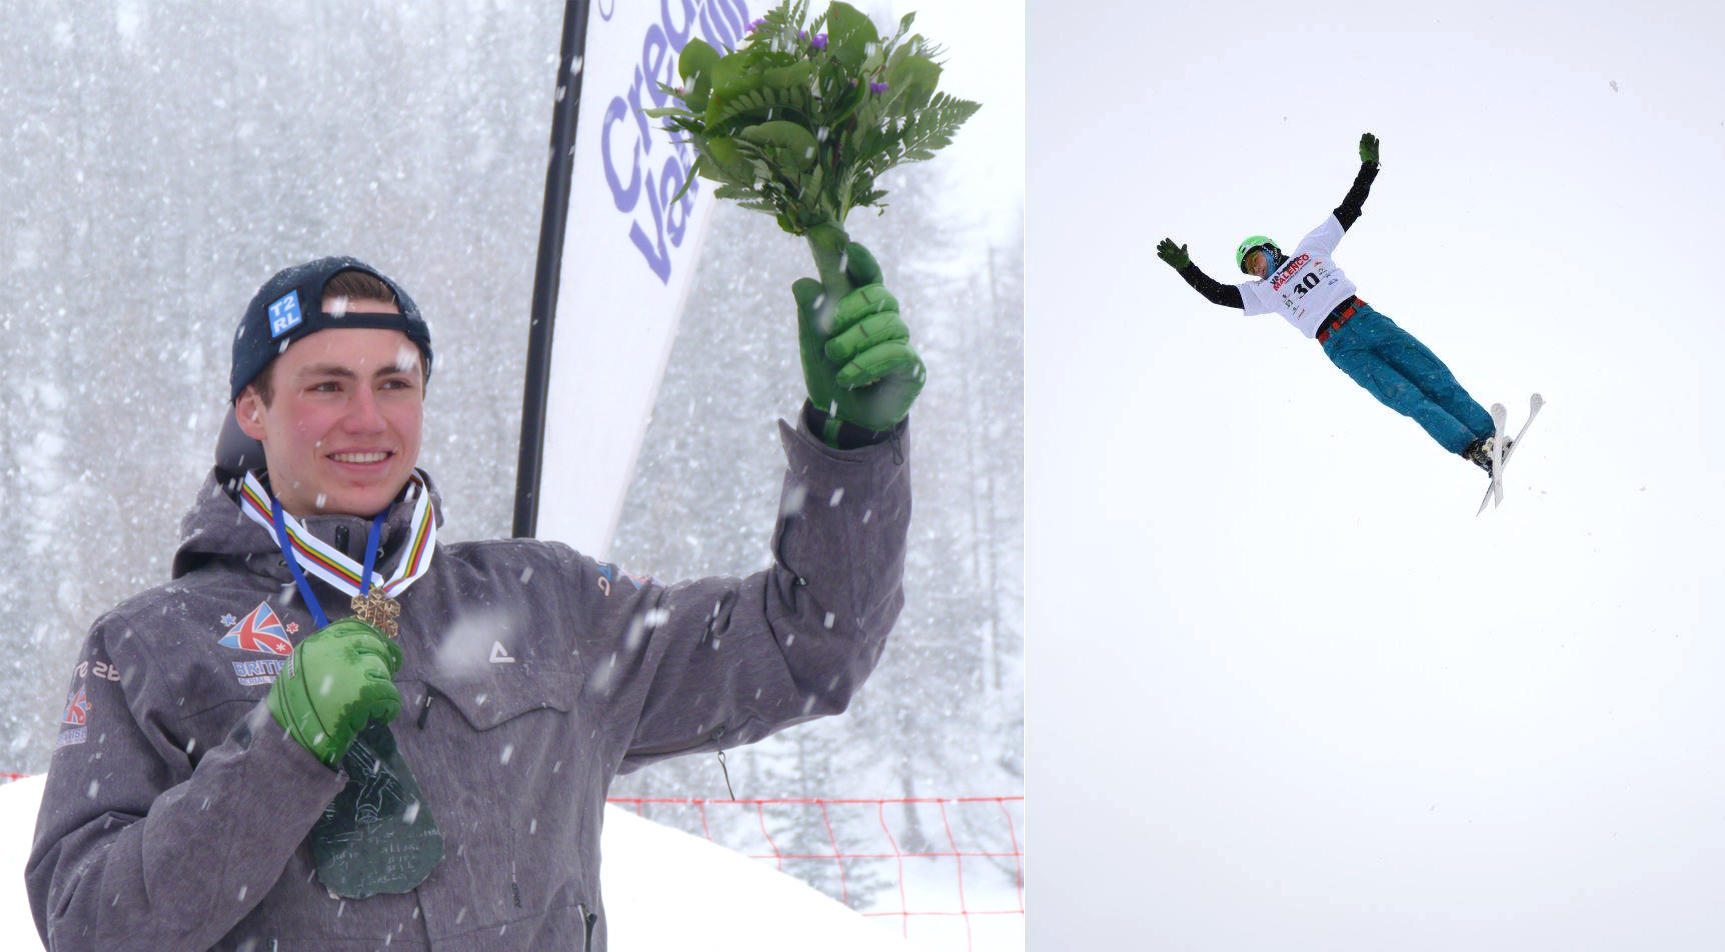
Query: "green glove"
793 226 925 444
266 618 404 768
1360 132 1380 165
1156 238 1190 270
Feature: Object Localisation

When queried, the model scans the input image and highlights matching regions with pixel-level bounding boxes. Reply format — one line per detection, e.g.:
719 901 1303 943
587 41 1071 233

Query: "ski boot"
1462 436 1512 476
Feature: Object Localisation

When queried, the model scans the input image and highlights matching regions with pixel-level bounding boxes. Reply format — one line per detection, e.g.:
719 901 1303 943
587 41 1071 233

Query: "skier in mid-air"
1157 133 1504 474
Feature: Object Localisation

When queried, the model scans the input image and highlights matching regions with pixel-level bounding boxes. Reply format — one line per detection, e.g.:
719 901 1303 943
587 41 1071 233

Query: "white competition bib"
1264 251 1354 333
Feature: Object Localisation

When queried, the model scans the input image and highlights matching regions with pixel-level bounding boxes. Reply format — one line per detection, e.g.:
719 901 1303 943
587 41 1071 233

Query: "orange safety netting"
3 774 1024 950
608 796 1025 950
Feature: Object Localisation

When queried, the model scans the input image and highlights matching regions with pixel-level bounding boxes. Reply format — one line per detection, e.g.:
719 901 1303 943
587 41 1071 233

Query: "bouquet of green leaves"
649 0 980 299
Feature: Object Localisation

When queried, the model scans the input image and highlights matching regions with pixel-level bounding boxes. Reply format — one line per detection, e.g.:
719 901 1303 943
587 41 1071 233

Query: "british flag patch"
61 686 89 726
56 686 91 749
219 602 295 656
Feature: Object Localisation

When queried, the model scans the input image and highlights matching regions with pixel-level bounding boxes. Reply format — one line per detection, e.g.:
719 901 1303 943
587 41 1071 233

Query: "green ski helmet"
1235 235 1282 275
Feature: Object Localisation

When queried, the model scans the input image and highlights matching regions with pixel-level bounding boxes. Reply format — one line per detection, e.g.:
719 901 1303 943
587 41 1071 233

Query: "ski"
1487 403 1508 509
1475 393 1544 515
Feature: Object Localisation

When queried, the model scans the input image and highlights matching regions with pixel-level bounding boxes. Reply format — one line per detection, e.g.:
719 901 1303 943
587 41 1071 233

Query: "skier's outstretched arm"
1157 239 1244 309
1335 132 1381 230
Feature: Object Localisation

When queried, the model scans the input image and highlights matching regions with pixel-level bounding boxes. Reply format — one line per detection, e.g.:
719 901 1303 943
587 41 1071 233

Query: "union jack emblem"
219 602 295 656
62 686 89 726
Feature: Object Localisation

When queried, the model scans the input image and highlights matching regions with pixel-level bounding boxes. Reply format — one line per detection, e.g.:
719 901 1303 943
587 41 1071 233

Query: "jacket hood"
172 468 447 580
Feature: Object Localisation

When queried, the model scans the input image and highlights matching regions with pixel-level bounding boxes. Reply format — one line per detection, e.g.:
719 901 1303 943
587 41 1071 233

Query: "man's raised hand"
1156 238 1191 270
793 227 925 446
1360 132 1380 165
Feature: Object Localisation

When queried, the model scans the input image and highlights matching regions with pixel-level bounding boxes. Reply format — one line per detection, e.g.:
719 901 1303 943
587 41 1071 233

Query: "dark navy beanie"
230 256 434 402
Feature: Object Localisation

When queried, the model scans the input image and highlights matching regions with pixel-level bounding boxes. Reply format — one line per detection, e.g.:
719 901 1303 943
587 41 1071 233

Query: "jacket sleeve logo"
61 686 90 726
55 686 91 750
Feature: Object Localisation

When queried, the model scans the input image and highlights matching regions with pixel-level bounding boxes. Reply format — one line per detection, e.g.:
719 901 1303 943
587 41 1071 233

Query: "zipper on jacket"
417 687 437 729
576 903 598 952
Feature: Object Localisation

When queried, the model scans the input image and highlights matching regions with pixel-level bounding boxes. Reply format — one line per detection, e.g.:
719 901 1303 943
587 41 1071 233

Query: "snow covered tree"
0 0 560 771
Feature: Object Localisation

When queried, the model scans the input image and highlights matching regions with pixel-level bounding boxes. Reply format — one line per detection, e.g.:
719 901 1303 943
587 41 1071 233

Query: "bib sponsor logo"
219 602 295 656
1270 253 1312 291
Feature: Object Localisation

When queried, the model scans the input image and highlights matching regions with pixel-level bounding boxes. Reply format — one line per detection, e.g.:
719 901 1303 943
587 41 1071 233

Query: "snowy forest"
0 0 1021 912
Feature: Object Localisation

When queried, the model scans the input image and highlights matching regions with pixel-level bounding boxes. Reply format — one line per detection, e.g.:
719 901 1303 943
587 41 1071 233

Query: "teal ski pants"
1319 306 1493 455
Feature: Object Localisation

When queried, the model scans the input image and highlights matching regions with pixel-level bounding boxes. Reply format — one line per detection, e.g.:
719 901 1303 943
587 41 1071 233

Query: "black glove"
1359 132 1380 165
1156 238 1191 270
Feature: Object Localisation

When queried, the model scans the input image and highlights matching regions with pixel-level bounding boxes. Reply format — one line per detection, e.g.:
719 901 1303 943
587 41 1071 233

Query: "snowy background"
0 775 926 951
0 0 1022 947
1029 1 1724 949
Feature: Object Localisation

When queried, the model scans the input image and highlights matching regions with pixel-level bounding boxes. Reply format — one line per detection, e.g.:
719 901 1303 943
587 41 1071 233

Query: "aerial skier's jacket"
1173 160 1379 336
27 413 911 952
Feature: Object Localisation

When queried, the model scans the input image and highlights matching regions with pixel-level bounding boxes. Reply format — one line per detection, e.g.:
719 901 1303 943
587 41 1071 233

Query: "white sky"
1028 1 1725 948
878 0 1025 250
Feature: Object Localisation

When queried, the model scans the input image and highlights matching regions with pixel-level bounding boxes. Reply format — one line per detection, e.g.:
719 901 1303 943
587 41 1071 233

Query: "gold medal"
239 470 438 633
244 472 440 898
352 589 402 639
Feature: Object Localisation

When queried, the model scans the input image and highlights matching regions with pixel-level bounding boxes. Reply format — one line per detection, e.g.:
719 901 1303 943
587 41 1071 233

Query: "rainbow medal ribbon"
240 470 445 899
237 470 438 629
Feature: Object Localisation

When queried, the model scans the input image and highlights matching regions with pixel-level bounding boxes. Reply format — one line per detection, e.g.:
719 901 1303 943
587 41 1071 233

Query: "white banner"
537 0 753 558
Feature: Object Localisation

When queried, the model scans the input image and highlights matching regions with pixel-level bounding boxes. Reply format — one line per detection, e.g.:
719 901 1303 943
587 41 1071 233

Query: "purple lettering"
603 1 747 282
643 25 671 110
661 157 691 247
628 67 654 156
602 96 642 212
631 170 673 284
718 0 750 40
662 0 695 50
698 1 736 51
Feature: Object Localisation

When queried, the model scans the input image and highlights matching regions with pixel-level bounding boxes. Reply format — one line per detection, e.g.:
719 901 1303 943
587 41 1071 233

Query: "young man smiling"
234 273 427 519
29 253 921 952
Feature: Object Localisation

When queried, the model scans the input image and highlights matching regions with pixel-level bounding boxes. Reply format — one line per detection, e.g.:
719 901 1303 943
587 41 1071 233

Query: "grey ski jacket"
26 418 910 952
